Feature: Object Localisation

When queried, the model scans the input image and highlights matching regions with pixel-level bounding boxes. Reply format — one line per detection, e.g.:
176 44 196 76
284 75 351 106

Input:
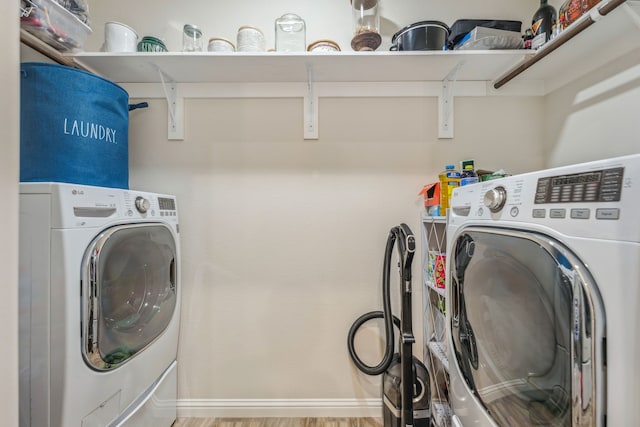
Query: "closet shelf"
68 0 640 94
71 50 525 84
494 0 640 93
59 0 639 140
421 213 447 224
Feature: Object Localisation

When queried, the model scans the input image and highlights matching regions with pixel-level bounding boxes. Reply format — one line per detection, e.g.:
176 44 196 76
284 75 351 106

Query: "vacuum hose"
347 224 415 375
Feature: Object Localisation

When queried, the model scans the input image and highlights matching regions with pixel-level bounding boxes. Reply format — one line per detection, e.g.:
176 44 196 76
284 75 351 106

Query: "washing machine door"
449 227 605 427
82 223 178 371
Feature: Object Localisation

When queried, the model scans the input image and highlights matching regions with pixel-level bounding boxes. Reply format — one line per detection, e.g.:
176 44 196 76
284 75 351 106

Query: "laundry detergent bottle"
460 164 479 186
439 164 461 214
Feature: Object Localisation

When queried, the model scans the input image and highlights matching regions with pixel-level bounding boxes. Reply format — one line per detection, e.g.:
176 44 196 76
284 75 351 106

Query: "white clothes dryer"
19 183 181 427
445 154 640 427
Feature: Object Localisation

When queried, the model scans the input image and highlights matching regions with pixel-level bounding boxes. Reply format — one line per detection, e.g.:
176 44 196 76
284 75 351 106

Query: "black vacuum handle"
347 223 424 427
398 223 415 282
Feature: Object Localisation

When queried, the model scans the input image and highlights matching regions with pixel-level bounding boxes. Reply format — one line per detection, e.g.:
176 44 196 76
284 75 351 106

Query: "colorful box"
428 251 446 289
419 182 441 216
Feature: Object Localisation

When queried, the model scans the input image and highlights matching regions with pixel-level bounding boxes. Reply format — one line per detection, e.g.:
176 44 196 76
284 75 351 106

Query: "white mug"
237 26 265 52
208 37 235 52
103 21 138 52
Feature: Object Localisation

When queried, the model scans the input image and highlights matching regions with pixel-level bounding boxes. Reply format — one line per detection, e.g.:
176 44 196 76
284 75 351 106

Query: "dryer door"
82 223 178 371
449 227 605 427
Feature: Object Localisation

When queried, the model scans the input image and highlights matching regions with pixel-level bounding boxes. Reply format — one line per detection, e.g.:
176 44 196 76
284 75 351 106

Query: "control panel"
448 154 639 242
122 193 178 220
19 183 180 230
535 167 624 204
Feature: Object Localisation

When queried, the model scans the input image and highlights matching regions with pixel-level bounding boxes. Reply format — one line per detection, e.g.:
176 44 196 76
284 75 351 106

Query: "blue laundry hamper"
20 62 130 189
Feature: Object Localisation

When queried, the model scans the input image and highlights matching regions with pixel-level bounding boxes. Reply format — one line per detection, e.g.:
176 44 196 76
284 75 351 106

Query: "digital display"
158 197 176 210
551 172 601 186
535 167 624 204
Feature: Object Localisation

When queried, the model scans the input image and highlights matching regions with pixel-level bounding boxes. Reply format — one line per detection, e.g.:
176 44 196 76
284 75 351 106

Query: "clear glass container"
275 13 306 52
182 24 203 52
350 0 381 51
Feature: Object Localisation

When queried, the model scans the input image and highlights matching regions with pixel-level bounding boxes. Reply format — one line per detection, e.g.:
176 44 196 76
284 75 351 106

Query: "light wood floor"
173 418 383 427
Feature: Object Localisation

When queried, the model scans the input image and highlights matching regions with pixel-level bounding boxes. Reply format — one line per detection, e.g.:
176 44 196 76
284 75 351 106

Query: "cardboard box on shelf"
419 182 441 216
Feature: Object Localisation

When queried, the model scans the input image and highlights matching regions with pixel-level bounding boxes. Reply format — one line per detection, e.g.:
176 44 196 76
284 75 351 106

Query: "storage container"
390 21 450 51
447 19 522 50
307 39 341 52
419 182 441 216
454 27 523 50
275 13 306 52
20 0 92 51
20 62 130 189
350 0 381 51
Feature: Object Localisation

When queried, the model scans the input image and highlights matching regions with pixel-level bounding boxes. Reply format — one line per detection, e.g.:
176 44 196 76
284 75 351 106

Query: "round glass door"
449 227 604 427
82 223 178 370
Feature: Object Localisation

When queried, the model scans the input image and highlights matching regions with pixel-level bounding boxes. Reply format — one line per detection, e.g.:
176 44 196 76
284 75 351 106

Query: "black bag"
447 19 522 49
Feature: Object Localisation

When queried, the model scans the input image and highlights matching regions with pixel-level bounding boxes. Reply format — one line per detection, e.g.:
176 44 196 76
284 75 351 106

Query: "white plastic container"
20 0 92 51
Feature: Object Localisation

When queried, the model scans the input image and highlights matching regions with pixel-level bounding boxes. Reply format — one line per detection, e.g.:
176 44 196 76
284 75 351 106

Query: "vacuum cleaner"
348 224 431 427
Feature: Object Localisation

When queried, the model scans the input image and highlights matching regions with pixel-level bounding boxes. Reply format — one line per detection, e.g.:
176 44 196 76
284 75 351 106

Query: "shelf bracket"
157 68 184 141
438 62 464 139
304 63 319 140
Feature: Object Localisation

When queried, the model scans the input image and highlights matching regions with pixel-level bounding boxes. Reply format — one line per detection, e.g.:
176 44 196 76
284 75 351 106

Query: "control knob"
483 186 507 213
135 196 151 213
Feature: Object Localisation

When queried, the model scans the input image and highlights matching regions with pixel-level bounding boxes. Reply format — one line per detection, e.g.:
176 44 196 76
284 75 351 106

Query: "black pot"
390 21 450 51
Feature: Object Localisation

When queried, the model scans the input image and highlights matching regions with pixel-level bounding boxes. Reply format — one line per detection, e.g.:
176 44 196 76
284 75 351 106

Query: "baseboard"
177 398 383 418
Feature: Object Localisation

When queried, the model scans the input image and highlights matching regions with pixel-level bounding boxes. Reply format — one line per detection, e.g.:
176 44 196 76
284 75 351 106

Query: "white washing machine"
445 154 640 427
19 183 181 427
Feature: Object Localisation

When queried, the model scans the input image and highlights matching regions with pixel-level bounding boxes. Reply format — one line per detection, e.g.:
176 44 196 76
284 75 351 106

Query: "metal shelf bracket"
438 62 463 139
304 63 319 140
157 68 184 140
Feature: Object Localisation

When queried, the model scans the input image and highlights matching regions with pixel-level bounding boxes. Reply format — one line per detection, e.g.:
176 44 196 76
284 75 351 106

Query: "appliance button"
596 208 620 220
532 209 546 218
483 186 507 213
550 209 566 218
135 196 151 213
570 208 590 219
510 206 519 217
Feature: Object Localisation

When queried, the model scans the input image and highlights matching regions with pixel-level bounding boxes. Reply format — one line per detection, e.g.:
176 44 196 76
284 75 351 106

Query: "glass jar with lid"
350 0 381 51
275 13 306 52
182 24 203 52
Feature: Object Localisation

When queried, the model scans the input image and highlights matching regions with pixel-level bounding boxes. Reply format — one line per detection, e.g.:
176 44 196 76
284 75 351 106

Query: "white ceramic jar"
207 37 235 52
103 21 138 52
237 26 266 52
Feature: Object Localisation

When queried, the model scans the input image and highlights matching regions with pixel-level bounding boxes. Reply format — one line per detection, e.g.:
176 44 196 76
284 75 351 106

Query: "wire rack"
420 213 451 427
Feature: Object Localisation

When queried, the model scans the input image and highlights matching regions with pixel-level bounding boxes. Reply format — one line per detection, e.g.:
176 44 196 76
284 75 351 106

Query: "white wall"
126 94 544 412
3 0 21 424
544 47 640 167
